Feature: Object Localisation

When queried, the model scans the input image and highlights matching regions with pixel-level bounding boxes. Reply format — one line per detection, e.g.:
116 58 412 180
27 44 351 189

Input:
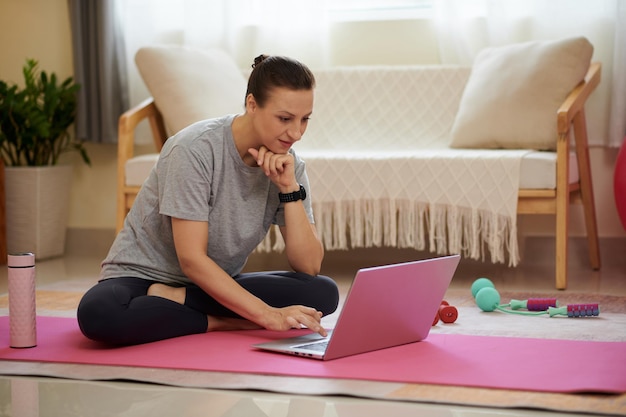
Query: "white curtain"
433 0 625 147
117 0 330 145
116 0 625 147
609 1 626 148
118 0 330 66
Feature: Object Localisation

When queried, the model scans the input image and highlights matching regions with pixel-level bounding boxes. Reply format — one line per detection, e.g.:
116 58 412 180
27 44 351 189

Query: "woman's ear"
245 93 258 113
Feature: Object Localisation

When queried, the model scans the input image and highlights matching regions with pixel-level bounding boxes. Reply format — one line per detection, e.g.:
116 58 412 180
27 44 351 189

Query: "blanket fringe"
256 199 520 266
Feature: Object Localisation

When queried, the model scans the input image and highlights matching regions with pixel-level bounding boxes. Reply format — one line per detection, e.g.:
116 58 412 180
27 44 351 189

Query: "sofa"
117 37 601 289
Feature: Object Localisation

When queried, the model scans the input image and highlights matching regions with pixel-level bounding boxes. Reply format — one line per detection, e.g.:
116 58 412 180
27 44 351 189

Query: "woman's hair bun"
245 54 315 107
252 54 269 69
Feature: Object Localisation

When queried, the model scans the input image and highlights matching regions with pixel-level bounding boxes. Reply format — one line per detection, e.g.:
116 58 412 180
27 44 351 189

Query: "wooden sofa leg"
555 227 568 290
555 135 570 290
573 110 601 270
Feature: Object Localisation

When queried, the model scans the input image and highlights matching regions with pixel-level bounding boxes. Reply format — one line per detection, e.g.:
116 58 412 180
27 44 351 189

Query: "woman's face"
249 86 314 154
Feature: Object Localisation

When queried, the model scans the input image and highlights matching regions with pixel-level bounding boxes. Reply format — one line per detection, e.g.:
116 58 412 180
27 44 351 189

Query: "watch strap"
278 184 306 203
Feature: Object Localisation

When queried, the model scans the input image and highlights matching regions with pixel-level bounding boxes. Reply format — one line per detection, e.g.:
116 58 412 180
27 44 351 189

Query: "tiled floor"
0 236 624 416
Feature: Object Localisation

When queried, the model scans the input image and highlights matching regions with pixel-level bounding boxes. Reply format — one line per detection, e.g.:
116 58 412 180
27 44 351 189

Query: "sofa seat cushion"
125 154 160 187
520 151 579 189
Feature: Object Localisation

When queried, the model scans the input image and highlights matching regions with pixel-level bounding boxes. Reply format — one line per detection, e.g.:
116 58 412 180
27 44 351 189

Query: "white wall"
1 0 624 238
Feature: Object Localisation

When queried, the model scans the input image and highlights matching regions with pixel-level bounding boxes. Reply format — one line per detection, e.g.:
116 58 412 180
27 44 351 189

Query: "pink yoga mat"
0 316 624 394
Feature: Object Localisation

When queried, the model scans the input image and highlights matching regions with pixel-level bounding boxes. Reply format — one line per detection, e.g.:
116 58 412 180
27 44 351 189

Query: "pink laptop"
253 254 460 360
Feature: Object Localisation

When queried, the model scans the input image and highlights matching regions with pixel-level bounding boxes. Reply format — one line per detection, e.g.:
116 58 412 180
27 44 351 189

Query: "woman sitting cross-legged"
77 54 340 346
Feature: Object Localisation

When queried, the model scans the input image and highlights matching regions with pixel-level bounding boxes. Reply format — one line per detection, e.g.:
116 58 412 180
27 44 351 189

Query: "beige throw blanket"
259 149 530 267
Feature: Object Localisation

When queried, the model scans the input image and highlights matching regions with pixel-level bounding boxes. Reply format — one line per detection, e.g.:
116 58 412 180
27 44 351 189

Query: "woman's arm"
279 199 324 275
171 217 326 335
249 146 324 275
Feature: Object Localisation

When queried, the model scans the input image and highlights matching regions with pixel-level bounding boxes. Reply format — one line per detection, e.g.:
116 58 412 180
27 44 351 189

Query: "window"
328 0 433 21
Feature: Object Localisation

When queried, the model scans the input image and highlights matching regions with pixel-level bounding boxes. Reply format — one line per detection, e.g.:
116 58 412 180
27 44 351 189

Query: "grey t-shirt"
101 114 314 285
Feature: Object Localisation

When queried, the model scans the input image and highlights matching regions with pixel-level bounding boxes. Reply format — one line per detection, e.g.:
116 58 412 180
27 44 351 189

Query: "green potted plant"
0 59 90 259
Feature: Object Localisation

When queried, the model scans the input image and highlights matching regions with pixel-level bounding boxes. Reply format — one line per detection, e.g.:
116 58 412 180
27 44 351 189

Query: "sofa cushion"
135 46 246 135
125 154 160 187
450 37 593 151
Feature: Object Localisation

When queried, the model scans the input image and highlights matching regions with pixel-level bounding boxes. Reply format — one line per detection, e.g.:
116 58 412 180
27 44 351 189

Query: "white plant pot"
4 165 73 260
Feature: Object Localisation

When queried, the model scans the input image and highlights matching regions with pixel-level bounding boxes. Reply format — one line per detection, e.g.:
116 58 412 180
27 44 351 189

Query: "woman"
77 55 339 346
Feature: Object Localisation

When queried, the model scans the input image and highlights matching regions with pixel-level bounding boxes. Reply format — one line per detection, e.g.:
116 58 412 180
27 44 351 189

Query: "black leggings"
77 271 339 346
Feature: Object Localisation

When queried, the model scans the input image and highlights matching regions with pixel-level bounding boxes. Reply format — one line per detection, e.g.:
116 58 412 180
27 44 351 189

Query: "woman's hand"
261 305 327 337
248 146 298 192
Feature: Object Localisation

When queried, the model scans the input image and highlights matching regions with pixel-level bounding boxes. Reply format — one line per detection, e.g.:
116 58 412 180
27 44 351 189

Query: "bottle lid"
8 252 35 267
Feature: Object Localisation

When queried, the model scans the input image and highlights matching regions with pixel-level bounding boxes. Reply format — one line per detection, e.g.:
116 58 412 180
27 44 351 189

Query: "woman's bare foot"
147 283 186 304
147 284 260 332
207 315 262 332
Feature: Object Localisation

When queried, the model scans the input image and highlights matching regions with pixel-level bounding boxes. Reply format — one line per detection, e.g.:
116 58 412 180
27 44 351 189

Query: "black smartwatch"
278 184 307 203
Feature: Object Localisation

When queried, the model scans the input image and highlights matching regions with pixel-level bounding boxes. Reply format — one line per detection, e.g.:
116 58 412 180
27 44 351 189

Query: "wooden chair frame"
116 63 602 289
116 97 167 233
516 62 601 288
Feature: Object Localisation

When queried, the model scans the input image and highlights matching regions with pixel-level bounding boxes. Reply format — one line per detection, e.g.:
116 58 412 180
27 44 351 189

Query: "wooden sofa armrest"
557 62 601 135
116 97 167 231
117 97 168 166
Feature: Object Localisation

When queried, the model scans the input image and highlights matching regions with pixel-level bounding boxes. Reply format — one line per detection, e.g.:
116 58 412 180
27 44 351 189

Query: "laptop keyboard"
295 340 329 352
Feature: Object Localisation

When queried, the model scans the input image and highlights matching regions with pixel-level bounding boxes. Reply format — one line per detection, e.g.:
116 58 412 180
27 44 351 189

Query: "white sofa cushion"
519 151 578 188
449 37 593 151
125 154 160 187
135 46 246 135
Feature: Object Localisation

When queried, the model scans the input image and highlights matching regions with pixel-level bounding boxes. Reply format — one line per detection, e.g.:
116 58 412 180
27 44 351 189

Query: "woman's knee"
313 274 340 315
76 279 143 342
77 284 121 342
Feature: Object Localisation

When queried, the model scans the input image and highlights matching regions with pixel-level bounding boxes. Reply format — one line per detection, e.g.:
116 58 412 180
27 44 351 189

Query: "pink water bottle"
8 252 37 348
